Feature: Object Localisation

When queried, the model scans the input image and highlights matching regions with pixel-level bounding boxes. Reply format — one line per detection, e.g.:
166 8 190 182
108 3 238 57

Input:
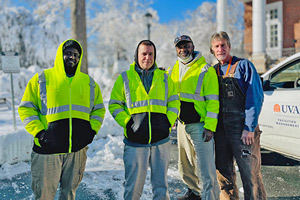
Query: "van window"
270 60 300 88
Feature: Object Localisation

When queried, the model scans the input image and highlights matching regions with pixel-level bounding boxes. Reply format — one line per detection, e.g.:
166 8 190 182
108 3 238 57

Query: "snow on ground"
0 67 183 199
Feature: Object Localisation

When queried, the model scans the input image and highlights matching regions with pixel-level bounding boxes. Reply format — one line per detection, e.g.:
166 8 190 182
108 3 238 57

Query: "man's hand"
202 128 214 142
241 130 255 145
36 130 57 149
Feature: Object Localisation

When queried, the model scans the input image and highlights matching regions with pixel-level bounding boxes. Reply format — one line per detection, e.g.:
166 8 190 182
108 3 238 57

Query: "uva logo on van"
274 104 300 114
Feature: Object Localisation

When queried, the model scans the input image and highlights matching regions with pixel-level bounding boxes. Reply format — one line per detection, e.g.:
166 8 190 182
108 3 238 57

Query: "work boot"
177 188 201 200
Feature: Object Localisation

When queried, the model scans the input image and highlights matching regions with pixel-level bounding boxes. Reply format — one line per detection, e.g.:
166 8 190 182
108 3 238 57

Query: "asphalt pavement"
169 142 300 200
0 142 299 199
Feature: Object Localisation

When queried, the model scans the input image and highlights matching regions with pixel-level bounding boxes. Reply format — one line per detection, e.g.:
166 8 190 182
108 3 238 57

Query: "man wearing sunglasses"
169 35 220 200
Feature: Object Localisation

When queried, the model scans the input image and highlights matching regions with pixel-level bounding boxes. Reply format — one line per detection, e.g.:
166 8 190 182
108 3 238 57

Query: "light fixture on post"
144 12 152 40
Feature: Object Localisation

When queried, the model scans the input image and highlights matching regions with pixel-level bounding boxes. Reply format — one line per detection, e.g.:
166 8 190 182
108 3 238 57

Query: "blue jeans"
178 122 220 200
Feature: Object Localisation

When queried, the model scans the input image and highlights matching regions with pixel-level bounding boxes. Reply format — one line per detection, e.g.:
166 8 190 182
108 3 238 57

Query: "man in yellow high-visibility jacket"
18 39 105 200
109 40 180 200
169 35 220 200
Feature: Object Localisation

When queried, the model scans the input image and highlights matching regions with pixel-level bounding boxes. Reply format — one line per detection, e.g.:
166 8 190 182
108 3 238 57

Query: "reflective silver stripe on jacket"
167 107 179 115
109 99 127 118
72 105 91 113
180 64 219 102
93 103 105 110
168 95 179 103
180 93 205 101
164 73 168 106
38 72 47 115
195 64 210 95
47 105 69 115
121 71 169 109
121 72 132 108
206 111 218 119
38 71 97 115
205 94 219 101
112 108 124 118
89 76 95 112
109 99 125 107
90 115 104 124
19 101 39 111
180 93 218 101
150 99 166 106
22 115 39 126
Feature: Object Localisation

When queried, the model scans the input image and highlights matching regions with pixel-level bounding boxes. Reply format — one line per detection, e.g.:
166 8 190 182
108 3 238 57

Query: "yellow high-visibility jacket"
109 62 180 145
169 56 219 132
18 39 105 154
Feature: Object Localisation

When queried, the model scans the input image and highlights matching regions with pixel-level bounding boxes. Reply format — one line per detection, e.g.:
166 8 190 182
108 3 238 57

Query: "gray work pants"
178 122 220 200
31 147 88 200
123 141 171 200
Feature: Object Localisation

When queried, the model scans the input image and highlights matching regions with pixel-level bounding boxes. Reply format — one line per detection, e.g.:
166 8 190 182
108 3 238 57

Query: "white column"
252 0 266 55
217 0 227 32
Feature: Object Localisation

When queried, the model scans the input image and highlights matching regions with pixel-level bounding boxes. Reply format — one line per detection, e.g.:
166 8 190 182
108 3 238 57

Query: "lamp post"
144 12 152 40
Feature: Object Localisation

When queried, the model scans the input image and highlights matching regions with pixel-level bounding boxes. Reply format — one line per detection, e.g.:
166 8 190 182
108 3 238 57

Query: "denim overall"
214 58 266 200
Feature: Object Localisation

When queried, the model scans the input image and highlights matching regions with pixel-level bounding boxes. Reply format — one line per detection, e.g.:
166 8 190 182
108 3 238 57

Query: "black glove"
36 130 57 149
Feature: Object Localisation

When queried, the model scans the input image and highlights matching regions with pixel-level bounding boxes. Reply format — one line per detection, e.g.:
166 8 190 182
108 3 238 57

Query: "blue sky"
151 0 216 23
11 0 216 24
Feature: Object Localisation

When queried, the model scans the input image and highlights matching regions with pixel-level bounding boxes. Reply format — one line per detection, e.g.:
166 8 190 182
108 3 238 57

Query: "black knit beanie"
63 40 82 55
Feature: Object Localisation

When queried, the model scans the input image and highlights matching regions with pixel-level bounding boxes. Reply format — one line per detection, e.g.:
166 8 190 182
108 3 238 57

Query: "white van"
259 52 300 161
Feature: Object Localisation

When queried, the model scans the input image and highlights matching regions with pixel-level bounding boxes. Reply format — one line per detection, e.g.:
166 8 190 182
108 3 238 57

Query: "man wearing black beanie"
109 40 180 200
19 39 105 200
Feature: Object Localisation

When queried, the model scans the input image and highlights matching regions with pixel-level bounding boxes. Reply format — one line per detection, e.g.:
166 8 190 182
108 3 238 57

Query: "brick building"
242 0 300 61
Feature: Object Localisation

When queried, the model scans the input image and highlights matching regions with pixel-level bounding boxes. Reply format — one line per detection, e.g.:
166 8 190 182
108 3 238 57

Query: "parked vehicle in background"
259 52 300 161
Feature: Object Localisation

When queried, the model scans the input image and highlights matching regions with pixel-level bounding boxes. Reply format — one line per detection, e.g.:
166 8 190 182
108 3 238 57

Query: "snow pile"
0 129 32 165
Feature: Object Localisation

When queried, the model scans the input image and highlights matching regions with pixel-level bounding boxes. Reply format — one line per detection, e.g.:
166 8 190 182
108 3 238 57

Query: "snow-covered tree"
0 7 35 68
0 0 69 69
165 0 244 65
87 0 157 96
88 0 153 69
1 0 244 98
27 0 70 67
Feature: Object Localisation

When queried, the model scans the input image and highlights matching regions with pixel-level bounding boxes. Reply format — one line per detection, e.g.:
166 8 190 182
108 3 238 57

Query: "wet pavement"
170 142 300 200
0 144 299 200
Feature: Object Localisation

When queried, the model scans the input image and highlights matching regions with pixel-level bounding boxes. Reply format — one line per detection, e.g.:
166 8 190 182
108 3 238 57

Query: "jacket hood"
134 40 156 69
53 39 83 76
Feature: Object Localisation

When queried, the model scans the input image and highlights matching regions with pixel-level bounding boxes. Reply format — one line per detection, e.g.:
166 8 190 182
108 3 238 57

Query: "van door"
259 59 300 160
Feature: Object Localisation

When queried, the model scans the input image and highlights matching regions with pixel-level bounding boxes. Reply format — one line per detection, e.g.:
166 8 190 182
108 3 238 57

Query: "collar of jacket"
134 62 157 75
178 51 202 68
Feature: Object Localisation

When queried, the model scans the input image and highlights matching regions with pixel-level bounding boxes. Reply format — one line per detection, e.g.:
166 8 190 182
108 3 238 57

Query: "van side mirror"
262 80 271 91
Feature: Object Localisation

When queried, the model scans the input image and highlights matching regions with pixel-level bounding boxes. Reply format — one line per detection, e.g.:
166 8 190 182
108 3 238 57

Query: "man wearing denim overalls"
210 31 267 200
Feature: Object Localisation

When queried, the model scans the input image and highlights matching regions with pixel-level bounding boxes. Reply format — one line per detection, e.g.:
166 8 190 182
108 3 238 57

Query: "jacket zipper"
69 84 72 153
148 97 151 144
136 71 152 144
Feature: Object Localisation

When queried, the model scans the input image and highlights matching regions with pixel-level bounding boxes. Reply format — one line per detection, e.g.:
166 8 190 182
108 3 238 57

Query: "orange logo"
274 104 280 112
